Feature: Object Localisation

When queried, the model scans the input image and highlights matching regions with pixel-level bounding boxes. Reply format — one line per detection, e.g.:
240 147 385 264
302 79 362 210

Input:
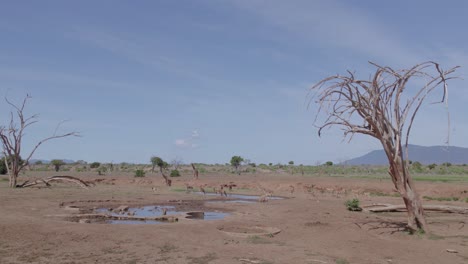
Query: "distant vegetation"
134 169 145 177
90 162 101 169
16 160 468 183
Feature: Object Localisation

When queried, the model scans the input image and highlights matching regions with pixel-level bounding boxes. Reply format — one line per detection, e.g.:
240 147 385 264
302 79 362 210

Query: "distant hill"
344 144 468 165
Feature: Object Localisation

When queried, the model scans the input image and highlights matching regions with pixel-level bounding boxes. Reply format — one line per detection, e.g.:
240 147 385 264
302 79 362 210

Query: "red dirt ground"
0 172 467 264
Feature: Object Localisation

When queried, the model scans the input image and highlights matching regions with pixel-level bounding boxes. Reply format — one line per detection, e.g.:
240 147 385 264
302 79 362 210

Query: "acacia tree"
51 159 65 172
150 156 171 186
230 156 244 175
150 156 158 173
310 62 458 233
0 95 78 188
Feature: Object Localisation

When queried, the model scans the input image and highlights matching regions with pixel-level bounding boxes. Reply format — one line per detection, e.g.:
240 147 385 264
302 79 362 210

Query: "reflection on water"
96 205 228 224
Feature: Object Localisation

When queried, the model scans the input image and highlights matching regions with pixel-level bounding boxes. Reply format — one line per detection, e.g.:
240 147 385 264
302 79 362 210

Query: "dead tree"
0 95 79 188
18 175 89 189
191 163 199 180
310 61 459 233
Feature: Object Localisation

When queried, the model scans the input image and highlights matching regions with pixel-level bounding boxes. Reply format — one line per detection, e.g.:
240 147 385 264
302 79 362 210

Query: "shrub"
0 161 7 175
97 166 108 175
345 199 362 211
427 163 436 170
0 156 24 174
411 161 423 172
51 159 65 172
134 169 145 177
324 161 333 166
90 162 101 169
170 169 180 177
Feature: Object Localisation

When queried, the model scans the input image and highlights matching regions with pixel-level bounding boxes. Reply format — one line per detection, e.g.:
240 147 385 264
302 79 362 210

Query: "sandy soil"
0 172 467 264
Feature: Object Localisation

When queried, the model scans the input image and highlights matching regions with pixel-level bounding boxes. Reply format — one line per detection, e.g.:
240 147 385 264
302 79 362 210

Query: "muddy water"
95 193 283 224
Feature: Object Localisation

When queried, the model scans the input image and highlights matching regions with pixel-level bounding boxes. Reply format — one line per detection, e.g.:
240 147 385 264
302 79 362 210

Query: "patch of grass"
423 196 460 202
345 199 362 211
335 258 349 264
247 235 273 244
187 252 217 264
369 191 400 197
428 233 445 240
0 178 8 182
465 197 468 203
170 187 188 192
413 175 468 182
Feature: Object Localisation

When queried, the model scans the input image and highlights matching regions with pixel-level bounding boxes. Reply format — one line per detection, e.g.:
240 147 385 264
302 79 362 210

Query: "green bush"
0 160 7 175
411 161 423 173
97 166 108 175
134 169 145 177
0 156 24 174
345 199 362 211
170 169 180 177
90 162 101 169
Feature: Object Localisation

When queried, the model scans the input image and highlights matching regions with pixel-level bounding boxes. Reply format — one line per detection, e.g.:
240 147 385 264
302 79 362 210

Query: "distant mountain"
344 144 468 165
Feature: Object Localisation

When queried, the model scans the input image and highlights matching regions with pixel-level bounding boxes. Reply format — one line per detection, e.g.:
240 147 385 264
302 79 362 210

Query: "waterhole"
93 205 228 224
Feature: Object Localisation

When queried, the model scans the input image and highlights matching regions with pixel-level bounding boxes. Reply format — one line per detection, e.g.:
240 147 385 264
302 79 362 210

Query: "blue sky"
0 0 467 165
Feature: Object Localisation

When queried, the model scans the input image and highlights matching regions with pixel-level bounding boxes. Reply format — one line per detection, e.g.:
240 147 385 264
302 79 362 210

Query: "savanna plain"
1 164 467 264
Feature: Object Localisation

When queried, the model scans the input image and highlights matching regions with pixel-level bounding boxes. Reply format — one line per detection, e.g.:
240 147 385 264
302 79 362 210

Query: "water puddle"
97 205 178 217
186 211 229 220
94 205 228 224
74 192 284 225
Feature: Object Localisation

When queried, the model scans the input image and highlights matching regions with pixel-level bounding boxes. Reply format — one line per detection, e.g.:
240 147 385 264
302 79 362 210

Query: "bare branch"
0 95 79 188
310 61 459 232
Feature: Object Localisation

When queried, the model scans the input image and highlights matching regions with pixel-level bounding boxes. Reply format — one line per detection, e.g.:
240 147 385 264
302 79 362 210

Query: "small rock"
446 249 458 253
79 219 91 224
64 206 80 212
114 205 129 212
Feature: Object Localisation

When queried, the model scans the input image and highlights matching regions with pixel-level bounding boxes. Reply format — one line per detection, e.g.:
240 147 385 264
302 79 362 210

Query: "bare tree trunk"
385 144 427 232
9 174 16 188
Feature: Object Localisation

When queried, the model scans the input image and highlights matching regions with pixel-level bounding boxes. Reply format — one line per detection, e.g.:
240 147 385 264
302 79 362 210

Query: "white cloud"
175 139 188 147
191 129 200 138
175 129 201 149
229 0 420 66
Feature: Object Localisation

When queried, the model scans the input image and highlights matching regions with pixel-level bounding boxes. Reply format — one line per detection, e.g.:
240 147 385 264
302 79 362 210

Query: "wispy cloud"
0 66 132 90
69 27 223 84
229 0 420 66
175 129 200 149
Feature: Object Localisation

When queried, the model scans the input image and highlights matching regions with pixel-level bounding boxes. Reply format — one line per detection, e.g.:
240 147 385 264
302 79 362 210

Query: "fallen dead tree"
363 203 468 215
17 176 90 189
